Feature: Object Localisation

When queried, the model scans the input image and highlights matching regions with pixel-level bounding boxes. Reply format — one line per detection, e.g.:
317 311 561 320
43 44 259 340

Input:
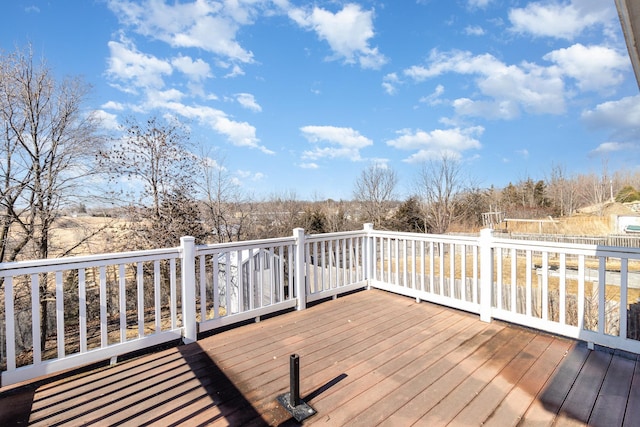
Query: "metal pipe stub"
276 354 316 422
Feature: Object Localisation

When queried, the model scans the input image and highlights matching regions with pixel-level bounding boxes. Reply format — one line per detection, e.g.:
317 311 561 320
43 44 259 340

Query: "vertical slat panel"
269 247 275 305
239 250 246 312
401 239 407 288
385 237 390 284
511 249 517 313
313 241 319 293
288 244 294 298
56 271 65 358
598 257 606 335
496 247 502 309
578 255 585 331
119 264 126 343
620 258 628 339
461 245 467 302
321 240 326 290
154 260 161 332
411 240 416 290
278 246 285 302
212 254 219 318
449 244 455 298
327 240 336 289
199 255 207 320
342 238 347 287
137 262 144 338
394 238 400 286
79 268 87 353
420 240 425 292
224 252 231 314
526 250 532 317
170 258 177 328
542 252 549 320
473 245 478 304
429 241 435 293
560 253 566 325
31 274 41 365
6 276 16 371
439 242 445 295
99 266 107 347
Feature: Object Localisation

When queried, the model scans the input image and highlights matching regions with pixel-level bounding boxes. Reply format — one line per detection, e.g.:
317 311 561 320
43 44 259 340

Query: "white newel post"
479 228 494 323
363 223 374 288
294 228 306 310
181 236 197 343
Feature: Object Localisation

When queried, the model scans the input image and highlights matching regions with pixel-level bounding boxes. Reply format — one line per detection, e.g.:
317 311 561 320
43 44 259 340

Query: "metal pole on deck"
276 354 316 422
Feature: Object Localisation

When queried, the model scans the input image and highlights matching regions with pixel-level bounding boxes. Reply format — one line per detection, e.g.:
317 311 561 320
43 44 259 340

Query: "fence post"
479 228 494 323
294 228 306 310
181 236 197 343
363 223 374 288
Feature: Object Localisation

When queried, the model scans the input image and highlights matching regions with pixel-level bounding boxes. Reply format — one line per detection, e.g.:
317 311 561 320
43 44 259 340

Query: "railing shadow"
0 342 275 426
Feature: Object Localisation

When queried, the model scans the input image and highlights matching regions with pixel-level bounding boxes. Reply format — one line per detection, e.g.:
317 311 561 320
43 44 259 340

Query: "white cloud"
404 49 566 119
300 162 319 169
106 0 256 63
382 73 400 95
508 0 617 40
543 44 629 92
582 95 640 138
464 25 485 36
468 0 492 8
157 101 274 154
235 93 262 112
419 84 445 106
93 109 120 131
591 142 636 154
386 126 483 163
288 3 387 69
301 125 373 161
106 38 172 90
171 55 212 81
101 101 126 111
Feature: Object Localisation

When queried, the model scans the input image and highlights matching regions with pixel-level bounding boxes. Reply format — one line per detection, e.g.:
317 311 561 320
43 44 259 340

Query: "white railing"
2 225 640 387
0 246 184 386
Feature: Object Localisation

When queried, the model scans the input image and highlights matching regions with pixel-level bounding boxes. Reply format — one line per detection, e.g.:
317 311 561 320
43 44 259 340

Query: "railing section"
368 230 481 315
305 231 368 303
489 235 640 354
195 236 298 333
0 247 183 385
3 225 640 387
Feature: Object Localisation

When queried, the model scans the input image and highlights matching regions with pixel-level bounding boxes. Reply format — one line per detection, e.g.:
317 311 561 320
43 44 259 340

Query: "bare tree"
197 151 254 243
98 116 205 249
353 163 398 228
0 45 104 350
416 155 468 234
546 163 578 216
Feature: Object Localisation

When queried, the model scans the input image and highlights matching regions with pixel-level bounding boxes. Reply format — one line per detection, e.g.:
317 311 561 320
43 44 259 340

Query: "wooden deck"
1 289 640 426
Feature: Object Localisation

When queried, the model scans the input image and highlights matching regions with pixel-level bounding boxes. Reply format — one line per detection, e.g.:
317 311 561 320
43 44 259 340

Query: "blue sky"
2 0 639 200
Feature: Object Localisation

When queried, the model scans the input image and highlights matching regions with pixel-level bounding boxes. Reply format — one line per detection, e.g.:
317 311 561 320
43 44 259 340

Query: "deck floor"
1 289 640 426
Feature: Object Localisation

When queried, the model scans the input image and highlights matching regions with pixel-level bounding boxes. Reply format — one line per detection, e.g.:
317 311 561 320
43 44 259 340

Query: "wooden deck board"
589 354 636 427
482 336 574 427
555 349 613 425
1 289 640 426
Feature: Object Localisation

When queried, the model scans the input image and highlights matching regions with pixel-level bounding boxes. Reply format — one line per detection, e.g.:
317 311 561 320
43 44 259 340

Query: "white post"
181 236 197 343
294 228 306 310
479 228 494 323
363 223 374 288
